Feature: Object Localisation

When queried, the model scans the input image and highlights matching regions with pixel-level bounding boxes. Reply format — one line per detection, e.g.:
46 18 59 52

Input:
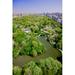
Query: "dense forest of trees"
13 16 62 58
13 57 62 75
13 15 62 75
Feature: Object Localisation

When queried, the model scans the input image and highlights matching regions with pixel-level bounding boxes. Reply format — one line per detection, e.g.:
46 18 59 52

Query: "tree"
13 66 22 75
23 61 43 75
38 57 62 75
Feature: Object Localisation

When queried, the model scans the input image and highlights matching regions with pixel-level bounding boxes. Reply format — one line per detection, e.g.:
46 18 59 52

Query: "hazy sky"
13 0 62 14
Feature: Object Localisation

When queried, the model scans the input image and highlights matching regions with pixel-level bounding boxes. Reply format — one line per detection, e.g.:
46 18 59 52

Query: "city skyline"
13 0 62 14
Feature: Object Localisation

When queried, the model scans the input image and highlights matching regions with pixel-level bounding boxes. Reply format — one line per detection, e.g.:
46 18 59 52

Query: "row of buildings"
45 13 62 24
